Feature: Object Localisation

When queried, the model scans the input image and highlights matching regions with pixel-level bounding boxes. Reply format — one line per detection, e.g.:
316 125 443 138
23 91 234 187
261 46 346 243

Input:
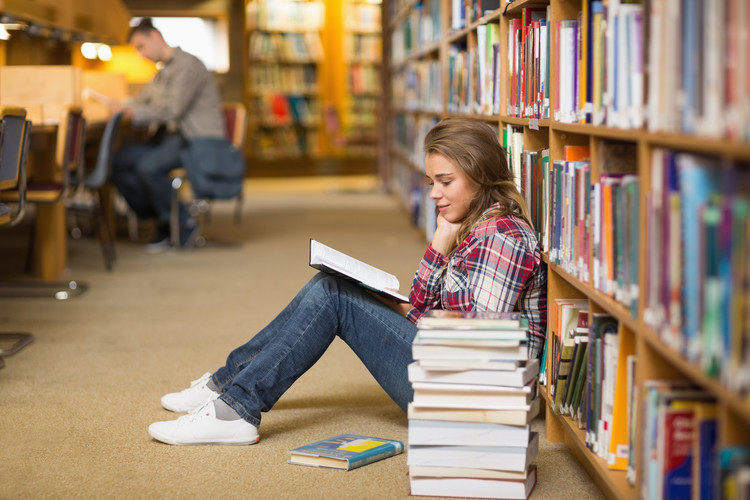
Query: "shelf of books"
383 0 750 498
245 0 325 161
342 0 383 159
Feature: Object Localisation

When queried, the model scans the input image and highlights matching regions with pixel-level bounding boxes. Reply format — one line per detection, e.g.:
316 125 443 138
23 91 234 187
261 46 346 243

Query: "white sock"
213 398 242 421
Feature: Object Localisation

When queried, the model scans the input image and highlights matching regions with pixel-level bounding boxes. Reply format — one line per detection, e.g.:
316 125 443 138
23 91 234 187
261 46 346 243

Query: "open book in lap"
309 239 409 303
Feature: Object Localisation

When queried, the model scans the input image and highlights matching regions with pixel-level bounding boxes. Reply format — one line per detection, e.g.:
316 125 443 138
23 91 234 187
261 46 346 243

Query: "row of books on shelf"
252 94 320 128
553 2 643 127
390 0 442 65
648 0 750 140
508 7 550 120
251 128 319 160
391 112 439 169
643 150 750 389
392 60 444 114
450 0 500 31
548 142 641 315
548 303 629 468
343 33 382 64
547 300 750 499
347 64 380 96
248 64 318 95
344 96 378 128
407 310 539 499
502 125 548 253
640 381 750 500
343 2 382 33
391 0 750 140
246 0 325 32
248 32 324 63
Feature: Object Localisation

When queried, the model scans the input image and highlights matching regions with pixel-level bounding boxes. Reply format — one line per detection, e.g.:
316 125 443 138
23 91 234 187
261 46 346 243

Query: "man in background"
109 18 227 251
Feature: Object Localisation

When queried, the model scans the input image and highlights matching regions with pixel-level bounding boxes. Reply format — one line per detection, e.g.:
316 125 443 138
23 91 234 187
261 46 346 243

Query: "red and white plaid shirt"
407 204 547 358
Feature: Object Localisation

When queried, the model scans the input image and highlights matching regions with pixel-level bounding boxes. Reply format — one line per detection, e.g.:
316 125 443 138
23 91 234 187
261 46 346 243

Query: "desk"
27 120 108 281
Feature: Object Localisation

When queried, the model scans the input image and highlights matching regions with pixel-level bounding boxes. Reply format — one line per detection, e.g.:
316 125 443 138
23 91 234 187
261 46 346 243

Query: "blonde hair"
423 118 532 254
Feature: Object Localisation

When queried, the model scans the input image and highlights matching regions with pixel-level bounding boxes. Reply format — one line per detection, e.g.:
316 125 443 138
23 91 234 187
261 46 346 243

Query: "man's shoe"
148 401 260 445
161 372 220 413
145 225 171 254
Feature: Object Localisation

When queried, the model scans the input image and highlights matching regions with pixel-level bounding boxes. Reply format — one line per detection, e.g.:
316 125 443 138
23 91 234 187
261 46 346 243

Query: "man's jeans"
110 134 190 227
211 273 417 427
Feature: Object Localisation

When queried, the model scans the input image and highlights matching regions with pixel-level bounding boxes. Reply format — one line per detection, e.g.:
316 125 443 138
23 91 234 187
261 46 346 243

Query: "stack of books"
407 310 540 499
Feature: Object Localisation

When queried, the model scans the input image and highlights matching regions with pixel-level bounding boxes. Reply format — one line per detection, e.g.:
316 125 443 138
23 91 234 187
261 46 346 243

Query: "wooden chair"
0 107 35 366
169 102 248 247
2 106 86 274
0 107 30 227
3 106 85 206
0 106 88 299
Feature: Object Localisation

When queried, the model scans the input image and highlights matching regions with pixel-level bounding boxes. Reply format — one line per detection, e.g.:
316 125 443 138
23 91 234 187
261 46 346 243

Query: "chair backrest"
55 106 86 189
83 111 124 189
0 107 28 191
222 102 248 151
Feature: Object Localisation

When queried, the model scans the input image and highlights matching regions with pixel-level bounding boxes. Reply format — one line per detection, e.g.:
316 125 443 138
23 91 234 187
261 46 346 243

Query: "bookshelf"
384 0 750 498
244 0 326 161
342 0 383 159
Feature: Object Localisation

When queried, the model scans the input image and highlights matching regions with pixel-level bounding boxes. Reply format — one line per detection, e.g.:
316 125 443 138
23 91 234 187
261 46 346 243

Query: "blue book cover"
288 434 404 470
675 155 720 362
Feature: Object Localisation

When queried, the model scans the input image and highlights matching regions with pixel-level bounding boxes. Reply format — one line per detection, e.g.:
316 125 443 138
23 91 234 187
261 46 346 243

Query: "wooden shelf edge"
549 405 635 499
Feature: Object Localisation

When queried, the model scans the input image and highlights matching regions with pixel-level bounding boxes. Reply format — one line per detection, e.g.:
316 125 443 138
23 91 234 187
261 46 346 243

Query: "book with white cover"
308 239 408 303
411 380 536 410
412 343 529 361
416 358 520 371
415 328 528 340
409 465 537 499
417 310 528 330
407 399 540 426
407 432 539 472
408 419 531 447
408 359 539 387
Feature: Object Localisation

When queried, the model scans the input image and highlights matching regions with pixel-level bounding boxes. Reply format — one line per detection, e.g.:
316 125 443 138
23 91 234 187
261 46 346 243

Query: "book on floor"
407 432 539 472
288 434 404 470
407 398 540 426
409 464 537 500
408 359 539 388
308 239 409 303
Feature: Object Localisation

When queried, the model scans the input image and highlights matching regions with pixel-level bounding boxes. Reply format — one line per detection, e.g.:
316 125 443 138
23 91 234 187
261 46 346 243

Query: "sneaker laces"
181 401 214 422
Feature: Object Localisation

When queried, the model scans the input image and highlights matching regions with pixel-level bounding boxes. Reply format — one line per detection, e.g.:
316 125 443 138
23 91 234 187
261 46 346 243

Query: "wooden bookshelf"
244 0 326 161
383 0 750 498
341 0 383 160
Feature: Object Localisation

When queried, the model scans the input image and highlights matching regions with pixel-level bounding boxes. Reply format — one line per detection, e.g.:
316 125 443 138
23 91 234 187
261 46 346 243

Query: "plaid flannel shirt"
406 205 547 359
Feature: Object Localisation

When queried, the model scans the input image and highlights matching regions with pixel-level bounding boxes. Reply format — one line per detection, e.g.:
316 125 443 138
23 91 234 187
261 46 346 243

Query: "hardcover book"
407 432 539 472
407 359 539 388
417 310 528 330
288 434 404 471
411 380 536 410
407 398 540 427
409 464 537 499
408 419 531 447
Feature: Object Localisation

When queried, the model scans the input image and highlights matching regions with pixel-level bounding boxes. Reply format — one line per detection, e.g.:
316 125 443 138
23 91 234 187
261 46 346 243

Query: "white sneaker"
148 401 260 445
161 372 220 413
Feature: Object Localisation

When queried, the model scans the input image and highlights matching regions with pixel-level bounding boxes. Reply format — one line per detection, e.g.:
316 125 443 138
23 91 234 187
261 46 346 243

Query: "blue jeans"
211 273 417 427
110 134 190 226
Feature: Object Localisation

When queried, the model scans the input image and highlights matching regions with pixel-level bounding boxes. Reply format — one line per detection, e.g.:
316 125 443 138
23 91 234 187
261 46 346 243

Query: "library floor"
0 176 605 499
